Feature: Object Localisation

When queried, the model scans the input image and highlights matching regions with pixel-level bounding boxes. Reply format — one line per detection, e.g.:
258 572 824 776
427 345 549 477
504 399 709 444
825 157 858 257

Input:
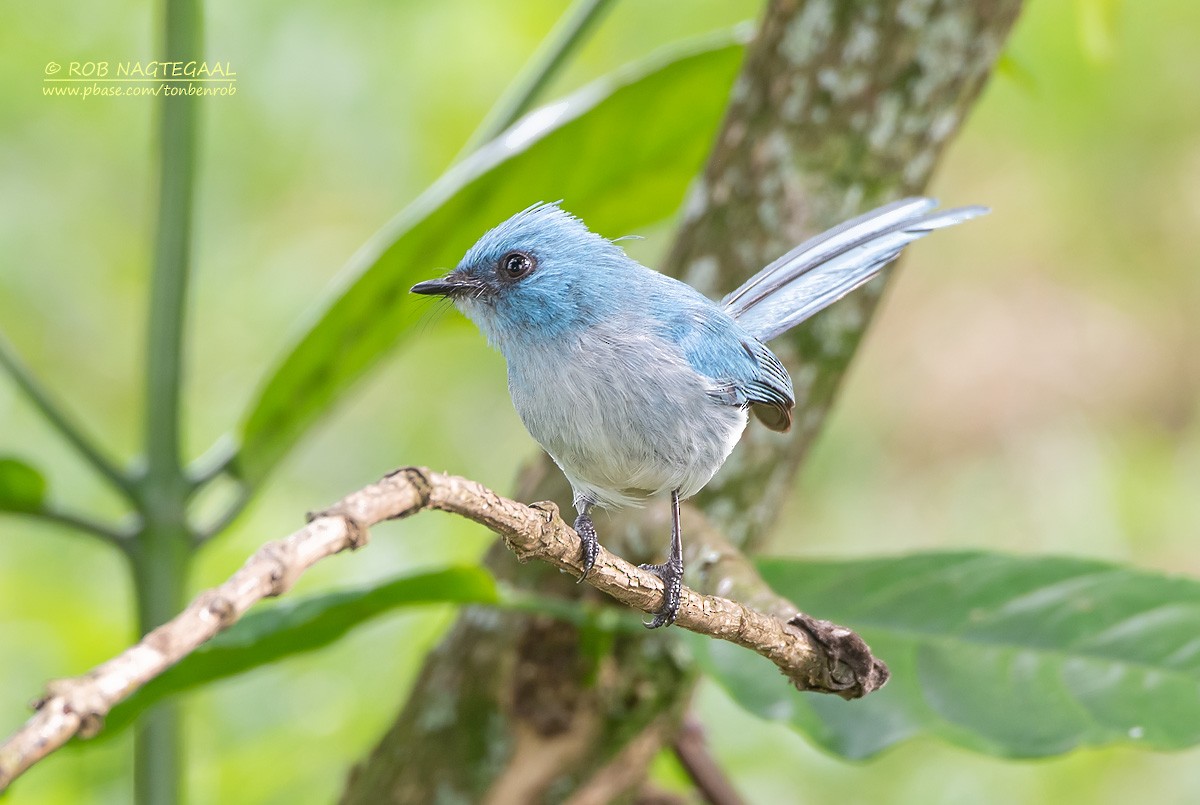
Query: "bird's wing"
658 304 795 432
733 338 794 431
723 198 988 343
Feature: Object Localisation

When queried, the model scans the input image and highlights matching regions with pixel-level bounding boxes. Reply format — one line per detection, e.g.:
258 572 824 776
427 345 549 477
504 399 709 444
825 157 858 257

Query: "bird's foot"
638 557 683 629
573 513 599 582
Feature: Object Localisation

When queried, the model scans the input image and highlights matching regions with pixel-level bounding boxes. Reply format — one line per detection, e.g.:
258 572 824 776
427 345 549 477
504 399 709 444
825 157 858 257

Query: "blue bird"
412 197 986 627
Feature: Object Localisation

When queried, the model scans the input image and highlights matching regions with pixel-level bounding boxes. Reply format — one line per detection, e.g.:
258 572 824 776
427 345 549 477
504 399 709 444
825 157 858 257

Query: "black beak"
410 278 460 297
412 267 485 297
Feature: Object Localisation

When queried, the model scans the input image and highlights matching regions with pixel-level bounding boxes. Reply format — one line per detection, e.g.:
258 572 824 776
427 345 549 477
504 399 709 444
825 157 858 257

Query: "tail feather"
723 198 987 343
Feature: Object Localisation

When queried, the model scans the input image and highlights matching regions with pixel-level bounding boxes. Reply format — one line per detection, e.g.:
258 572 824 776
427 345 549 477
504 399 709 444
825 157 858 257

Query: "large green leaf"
694 552 1200 759
234 33 747 486
97 566 501 740
0 457 47 513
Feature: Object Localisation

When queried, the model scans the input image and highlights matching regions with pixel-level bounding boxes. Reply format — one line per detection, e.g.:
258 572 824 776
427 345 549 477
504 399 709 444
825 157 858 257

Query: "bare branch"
0 467 885 793
565 714 680 805
672 714 745 805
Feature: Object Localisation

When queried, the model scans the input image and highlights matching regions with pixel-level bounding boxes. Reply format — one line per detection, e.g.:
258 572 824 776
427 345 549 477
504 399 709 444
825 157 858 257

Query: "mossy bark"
341 1 1022 802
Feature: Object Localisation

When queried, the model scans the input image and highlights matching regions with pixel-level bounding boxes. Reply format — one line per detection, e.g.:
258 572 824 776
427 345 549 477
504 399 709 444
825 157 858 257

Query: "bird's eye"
500 251 535 280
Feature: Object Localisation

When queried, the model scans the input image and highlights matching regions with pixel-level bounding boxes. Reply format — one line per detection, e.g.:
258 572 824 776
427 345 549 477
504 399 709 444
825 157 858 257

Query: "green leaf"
97 566 500 740
234 32 747 486
693 552 1200 759
0 457 47 513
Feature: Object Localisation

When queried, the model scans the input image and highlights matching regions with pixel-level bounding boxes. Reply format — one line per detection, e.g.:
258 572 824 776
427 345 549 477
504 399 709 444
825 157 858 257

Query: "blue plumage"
412 198 985 627
654 301 794 430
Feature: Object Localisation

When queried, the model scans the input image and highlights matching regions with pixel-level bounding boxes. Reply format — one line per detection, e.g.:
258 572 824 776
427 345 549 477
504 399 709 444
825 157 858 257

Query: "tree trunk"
341 1 1022 802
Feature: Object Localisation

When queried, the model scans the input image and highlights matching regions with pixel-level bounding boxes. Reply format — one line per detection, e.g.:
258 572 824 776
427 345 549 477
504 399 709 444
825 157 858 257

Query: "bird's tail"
722 197 987 343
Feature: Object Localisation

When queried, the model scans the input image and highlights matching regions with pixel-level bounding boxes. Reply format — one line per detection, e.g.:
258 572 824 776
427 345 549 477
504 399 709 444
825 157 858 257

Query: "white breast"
505 321 748 509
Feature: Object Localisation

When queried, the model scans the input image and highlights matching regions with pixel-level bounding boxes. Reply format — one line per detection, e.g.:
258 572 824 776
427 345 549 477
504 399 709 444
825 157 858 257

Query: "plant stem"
0 333 137 503
37 506 134 549
191 482 248 545
145 0 200 482
184 435 236 490
459 0 616 155
130 527 192 805
136 0 202 801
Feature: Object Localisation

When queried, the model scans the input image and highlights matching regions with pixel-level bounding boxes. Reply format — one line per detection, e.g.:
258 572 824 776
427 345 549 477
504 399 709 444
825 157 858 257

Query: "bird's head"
411 202 629 349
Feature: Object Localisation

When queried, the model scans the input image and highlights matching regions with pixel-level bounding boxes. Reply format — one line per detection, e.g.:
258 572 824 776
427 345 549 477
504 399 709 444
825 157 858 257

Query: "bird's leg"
573 502 599 582
639 489 684 629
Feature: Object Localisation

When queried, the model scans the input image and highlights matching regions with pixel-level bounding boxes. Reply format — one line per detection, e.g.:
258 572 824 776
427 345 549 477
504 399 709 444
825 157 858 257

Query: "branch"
565 714 681 805
191 483 250 545
184 435 236 489
34 506 135 550
672 714 745 805
0 467 885 792
0 332 137 503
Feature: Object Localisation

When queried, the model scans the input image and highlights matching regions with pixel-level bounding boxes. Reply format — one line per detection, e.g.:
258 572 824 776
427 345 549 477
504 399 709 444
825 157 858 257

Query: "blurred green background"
2 0 1198 802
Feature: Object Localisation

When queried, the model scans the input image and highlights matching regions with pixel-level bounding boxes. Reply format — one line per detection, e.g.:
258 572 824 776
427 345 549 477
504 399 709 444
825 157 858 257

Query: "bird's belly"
507 331 747 508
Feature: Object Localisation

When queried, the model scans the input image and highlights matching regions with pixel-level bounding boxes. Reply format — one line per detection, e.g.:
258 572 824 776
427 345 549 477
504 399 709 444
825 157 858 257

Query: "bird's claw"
573 513 599 582
638 560 682 629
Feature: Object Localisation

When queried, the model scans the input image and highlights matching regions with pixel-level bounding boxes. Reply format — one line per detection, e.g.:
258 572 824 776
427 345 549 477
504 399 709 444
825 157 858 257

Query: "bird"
412 197 986 628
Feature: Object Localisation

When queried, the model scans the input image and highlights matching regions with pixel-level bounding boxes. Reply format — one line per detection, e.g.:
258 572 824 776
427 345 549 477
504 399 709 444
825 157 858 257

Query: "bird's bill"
410 278 458 296
410 271 478 298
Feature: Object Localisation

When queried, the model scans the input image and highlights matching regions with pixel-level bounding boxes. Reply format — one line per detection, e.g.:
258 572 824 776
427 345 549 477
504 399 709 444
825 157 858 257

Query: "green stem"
37 506 134 549
192 482 248 545
0 333 137 503
136 0 202 801
130 528 192 805
184 436 235 490
459 0 616 155
145 0 200 482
